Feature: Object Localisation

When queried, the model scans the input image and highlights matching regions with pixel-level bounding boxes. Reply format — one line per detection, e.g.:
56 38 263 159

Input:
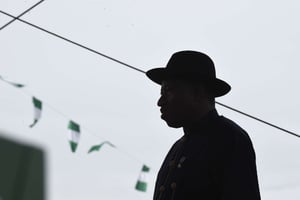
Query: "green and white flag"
135 165 150 192
68 120 81 153
0 75 25 88
88 141 115 153
29 97 42 128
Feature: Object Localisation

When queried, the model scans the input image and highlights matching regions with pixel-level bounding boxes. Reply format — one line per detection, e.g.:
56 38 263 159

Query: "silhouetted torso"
153 110 261 200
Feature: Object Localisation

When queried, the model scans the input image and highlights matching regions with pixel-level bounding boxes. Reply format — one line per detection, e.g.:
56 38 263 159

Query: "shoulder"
209 115 256 158
214 116 252 144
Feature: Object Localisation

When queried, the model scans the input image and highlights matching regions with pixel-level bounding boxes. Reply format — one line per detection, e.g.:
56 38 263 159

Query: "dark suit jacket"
153 109 261 200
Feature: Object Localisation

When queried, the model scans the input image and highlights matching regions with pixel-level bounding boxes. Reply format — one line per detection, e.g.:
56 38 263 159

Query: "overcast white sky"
1 0 300 199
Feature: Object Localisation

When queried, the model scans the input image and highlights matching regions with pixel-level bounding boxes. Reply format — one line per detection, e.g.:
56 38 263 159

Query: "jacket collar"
183 109 219 136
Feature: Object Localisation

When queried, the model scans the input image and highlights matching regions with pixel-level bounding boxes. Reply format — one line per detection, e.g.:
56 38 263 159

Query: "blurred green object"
0 135 45 200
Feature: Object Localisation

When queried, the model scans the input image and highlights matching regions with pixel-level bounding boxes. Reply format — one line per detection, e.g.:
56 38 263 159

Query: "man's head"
146 50 231 128
158 79 215 128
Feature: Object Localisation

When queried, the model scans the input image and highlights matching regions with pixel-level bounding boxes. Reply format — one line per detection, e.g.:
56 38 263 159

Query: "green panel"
68 121 80 132
32 97 42 109
88 144 103 153
0 135 45 200
69 141 78 153
142 165 150 172
135 181 147 192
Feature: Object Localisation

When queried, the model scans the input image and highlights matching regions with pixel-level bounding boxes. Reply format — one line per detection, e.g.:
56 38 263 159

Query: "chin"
165 120 183 128
161 115 183 128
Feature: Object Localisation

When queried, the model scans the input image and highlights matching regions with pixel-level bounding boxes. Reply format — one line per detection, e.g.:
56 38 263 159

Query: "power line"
0 0 44 31
0 9 145 74
216 102 300 138
0 10 299 139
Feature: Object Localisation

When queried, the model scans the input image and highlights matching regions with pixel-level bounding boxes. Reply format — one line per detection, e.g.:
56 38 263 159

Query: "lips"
160 108 167 119
160 107 166 114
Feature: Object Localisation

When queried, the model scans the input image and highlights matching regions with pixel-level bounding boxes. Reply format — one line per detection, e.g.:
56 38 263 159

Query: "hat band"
165 70 216 83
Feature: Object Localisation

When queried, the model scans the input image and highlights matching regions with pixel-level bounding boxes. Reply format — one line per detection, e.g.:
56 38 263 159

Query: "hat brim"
146 68 231 97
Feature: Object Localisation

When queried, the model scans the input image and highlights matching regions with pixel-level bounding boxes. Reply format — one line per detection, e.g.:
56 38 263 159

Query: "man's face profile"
157 80 198 128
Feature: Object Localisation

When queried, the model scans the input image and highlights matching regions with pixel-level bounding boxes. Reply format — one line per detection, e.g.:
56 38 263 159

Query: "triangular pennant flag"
135 165 150 192
29 97 42 128
68 120 80 153
88 141 115 153
0 75 25 88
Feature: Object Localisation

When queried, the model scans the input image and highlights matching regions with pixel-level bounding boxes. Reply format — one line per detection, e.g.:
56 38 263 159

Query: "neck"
189 105 215 124
183 108 217 135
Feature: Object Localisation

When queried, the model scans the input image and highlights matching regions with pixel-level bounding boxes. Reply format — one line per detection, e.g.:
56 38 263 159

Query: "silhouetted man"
146 50 261 200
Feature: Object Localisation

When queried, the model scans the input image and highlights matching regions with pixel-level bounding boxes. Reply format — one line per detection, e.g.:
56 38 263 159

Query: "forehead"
161 80 179 88
162 79 194 86
161 80 175 88
161 80 191 91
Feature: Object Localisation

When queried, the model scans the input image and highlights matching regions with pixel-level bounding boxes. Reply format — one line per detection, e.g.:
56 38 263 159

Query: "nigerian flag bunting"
68 120 81 153
88 141 115 153
135 165 150 192
29 97 42 128
0 75 25 88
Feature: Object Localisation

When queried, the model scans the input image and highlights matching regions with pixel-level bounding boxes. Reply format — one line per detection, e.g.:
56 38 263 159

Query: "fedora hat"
146 50 231 97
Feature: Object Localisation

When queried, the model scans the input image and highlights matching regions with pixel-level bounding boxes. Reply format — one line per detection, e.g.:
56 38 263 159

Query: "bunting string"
0 9 298 139
0 75 25 88
0 77 151 175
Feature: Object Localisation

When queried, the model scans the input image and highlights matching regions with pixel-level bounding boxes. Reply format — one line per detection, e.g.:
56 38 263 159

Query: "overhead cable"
0 9 145 74
216 102 300 138
0 10 299 138
0 0 44 31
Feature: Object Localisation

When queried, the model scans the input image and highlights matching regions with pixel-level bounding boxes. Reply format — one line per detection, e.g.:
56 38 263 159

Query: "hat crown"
146 50 231 97
166 51 216 80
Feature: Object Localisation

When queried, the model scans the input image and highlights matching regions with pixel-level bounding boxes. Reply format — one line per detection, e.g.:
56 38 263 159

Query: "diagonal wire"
0 9 145 73
0 10 299 139
0 0 44 31
216 102 300 138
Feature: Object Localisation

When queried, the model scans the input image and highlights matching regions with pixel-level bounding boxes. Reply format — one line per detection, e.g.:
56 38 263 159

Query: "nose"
157 95 166 107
